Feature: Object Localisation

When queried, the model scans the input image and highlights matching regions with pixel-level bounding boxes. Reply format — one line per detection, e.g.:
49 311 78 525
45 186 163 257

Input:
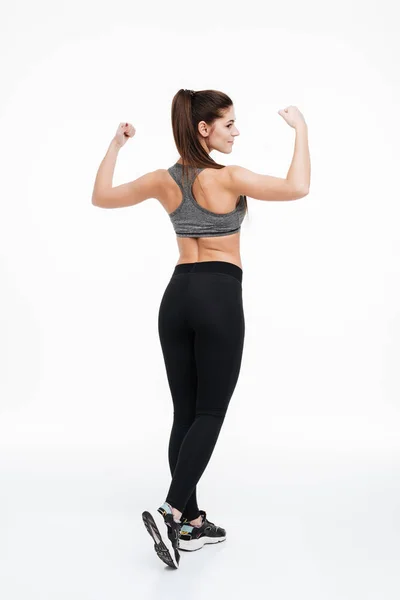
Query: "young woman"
92 89 310 569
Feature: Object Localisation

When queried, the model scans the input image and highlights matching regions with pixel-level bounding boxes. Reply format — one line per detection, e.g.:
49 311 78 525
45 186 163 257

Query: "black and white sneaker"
142 502 181 569
178 510 226 552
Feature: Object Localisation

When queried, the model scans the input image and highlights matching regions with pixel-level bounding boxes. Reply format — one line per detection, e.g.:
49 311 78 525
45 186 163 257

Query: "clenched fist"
277 106 306 129
114 122 136 148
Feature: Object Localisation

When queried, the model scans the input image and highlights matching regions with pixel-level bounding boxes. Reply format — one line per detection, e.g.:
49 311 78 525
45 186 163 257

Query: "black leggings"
158 260 245 521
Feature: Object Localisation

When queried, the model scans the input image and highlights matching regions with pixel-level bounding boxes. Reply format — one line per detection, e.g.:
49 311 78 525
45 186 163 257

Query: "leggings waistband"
172 261 243 283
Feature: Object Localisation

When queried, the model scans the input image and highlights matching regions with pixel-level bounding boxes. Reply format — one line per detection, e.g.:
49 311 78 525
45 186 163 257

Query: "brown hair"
171 88 248 216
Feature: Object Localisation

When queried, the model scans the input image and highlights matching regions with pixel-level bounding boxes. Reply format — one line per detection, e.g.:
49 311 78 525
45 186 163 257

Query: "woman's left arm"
91 124 162 209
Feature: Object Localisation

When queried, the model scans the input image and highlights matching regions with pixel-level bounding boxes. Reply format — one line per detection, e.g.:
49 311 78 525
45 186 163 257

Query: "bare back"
158 166 244 269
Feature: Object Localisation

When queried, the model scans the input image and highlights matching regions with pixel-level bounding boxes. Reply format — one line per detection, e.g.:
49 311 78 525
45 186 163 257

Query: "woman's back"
158 163 246 270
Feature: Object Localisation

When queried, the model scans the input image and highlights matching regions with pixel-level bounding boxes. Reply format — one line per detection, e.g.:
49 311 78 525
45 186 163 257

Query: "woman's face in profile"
199 105 240 154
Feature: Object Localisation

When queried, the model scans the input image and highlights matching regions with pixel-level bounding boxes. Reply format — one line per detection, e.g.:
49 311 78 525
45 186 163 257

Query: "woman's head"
171 88 247 216
171 88 240 170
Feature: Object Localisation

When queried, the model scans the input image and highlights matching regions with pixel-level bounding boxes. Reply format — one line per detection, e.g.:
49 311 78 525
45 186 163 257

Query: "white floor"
0 444 398 600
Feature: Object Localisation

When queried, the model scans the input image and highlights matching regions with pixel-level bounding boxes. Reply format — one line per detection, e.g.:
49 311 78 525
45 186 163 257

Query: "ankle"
165 503 182 523
172 508 182 522
189 515 203 527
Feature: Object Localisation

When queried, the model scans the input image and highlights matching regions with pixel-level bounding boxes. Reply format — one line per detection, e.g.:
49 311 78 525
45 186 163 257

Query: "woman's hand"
114 122 136 148
278 106 306 129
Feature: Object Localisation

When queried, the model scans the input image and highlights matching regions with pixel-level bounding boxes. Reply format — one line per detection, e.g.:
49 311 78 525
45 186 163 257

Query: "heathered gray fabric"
167 163 246 238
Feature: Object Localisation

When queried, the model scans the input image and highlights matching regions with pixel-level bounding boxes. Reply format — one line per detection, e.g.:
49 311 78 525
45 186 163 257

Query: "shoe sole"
142 510 179 569
179 535 226 552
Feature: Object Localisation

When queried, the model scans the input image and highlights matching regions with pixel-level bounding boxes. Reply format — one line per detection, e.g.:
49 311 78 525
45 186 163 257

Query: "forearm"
91 138 121 204
286 124 310 192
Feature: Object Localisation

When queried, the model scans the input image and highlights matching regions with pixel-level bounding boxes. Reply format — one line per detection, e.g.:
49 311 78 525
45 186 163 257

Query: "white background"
1 0 399 597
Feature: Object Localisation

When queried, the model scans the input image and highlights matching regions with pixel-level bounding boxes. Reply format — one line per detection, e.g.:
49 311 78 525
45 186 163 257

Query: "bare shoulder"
224 164 309 202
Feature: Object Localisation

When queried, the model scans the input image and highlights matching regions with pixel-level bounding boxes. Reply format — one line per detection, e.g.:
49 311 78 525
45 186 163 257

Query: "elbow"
92 196 105 208
296 185 310 199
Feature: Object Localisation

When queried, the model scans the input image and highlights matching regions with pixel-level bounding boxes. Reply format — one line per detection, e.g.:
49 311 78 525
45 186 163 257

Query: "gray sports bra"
167 162 246 238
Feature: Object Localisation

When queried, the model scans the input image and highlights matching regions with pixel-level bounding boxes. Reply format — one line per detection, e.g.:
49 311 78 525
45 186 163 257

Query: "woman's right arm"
228 119 311 202
286 123 310 194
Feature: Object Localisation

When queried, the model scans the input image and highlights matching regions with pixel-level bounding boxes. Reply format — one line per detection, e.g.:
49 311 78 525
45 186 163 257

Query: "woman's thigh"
188 273 245 416
158 276 197 420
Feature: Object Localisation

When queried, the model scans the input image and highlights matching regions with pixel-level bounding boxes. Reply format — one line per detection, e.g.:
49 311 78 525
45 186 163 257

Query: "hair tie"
184 89 195 97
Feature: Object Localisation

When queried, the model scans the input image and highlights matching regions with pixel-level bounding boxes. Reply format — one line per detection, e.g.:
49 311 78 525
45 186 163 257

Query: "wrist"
110 137 123 150
295 122 308 133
